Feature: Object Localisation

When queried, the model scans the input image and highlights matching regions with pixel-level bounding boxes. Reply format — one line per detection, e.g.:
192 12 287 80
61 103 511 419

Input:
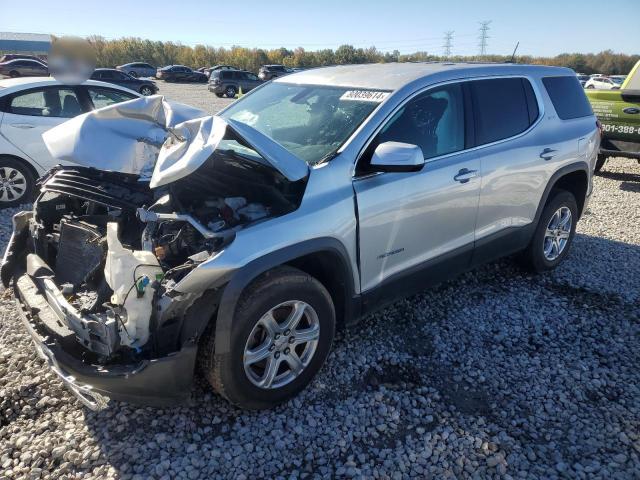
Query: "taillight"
596 119 603 136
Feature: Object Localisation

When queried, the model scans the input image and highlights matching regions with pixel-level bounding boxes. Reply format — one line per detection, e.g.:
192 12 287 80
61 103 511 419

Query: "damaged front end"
2 96 308 408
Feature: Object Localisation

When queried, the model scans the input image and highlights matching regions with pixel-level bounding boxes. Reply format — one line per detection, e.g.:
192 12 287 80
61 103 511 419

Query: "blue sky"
2 0 639 57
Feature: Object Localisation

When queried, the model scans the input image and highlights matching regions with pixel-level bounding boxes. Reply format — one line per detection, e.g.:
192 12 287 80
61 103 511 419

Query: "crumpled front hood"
42 95 308 188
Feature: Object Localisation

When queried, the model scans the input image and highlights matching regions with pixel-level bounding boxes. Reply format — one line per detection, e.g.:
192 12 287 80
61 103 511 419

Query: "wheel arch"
213 238 359 357
535 162 590 222
0 153 40 181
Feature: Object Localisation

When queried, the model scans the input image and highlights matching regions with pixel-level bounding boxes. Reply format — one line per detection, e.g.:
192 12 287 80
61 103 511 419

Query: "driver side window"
375 83 465 160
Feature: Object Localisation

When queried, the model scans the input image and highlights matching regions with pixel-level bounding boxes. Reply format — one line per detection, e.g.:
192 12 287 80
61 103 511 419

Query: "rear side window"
9 88 82 118
470 78 537 145
542 76 593 120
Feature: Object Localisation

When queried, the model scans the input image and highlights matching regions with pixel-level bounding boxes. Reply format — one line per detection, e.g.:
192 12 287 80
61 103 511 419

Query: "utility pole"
443 31 454 58
478 20 491 57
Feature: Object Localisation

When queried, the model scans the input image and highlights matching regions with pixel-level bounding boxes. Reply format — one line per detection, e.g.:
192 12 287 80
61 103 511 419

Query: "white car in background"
0 78 140 206
584 76 620 90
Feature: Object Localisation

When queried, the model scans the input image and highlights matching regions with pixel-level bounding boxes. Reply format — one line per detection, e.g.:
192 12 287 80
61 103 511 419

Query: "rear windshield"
542 76 593 120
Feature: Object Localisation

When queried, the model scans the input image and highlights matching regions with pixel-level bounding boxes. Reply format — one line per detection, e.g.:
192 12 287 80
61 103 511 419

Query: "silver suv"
3 63 599 410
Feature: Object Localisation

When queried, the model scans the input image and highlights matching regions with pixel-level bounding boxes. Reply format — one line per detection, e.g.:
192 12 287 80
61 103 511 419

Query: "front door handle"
539 148 557 161
10 123 35 129
453 168 478 183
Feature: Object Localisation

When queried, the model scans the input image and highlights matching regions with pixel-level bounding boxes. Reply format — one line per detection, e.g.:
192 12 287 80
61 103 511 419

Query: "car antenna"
508 42 520 63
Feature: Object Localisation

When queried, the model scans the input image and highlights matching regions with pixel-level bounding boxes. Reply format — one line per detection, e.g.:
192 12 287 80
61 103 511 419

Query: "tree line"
88 36 639 75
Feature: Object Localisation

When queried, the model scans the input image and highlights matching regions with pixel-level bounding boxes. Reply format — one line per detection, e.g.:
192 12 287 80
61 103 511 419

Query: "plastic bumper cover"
14 272 197 410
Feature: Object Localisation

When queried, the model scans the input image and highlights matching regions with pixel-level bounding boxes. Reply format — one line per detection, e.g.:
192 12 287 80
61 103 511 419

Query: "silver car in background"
116 62 157 78
3 63 599 410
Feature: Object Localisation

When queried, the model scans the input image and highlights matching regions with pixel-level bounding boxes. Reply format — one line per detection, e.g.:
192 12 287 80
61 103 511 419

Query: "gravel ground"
155 81 234 115
0 83 639 479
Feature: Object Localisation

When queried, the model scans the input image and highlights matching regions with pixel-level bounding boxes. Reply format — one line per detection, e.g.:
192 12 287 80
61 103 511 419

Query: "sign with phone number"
601 123 640 135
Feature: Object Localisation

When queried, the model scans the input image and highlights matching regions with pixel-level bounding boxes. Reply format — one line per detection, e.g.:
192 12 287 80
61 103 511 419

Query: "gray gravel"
0 83 639 479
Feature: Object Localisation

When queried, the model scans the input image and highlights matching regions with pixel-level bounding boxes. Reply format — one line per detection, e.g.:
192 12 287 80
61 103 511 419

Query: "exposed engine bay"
22 143 305 364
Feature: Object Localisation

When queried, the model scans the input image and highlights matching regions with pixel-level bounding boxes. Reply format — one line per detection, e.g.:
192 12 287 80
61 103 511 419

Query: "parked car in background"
258 64 291 81
0 54 47 64
116 62 156 78
208 69 262 97
156 65 207 82
0 59 49 78
610 76 626 86
586 60 640 172
576 74 590 87
584 77 619 90
0 77 140 206
1 63 598 410
90 68 158 96
204 65 237 77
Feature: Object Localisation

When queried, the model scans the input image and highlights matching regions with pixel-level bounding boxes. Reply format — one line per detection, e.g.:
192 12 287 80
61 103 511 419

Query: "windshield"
221 83 385 164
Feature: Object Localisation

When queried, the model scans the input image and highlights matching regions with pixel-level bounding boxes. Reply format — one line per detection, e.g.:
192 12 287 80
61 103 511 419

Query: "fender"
534 161 590 224
213 237 359 356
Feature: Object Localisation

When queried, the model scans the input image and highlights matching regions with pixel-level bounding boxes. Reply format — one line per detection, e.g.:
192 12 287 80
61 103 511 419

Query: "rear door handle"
453 168 478 183
10 123 35 129
539 148 557 161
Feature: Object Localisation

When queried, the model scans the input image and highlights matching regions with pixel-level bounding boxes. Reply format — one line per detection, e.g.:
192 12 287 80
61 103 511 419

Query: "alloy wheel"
543 206 572 261
243 300 320 389
140 86 153 96
0 167 27 202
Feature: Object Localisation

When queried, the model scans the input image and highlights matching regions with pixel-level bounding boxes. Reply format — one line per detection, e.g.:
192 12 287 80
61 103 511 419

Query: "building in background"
0 32 51 60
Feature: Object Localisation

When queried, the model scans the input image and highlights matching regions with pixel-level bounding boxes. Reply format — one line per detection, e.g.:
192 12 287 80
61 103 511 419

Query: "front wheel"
0 157 36 208
139 85 154 96
586 85 595 89
9 71 19 78
521 189 578 273
199 266 335 409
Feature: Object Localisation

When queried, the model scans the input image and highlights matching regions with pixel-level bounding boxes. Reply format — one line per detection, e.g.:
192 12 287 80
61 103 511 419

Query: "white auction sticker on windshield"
340 90 390 102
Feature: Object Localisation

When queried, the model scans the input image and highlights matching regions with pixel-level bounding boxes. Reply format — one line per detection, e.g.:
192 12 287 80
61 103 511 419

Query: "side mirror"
370 141 425 172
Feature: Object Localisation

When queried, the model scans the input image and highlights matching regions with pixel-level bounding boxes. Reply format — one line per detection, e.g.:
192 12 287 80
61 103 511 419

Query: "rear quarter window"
470 77 538 145
542 76 593 120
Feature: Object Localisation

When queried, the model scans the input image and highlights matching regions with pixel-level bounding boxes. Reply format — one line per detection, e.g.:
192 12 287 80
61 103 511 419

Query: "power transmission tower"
478 20 491 57
443 31 454 58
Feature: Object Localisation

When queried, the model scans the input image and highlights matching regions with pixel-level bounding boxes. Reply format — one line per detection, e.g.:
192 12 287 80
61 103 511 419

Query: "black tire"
224 86 237 98
0 157 36 208
139 85 154 96
199 266 335 409
215 93 224 98
521 189 578 273
594 154 607 173
586 85 595 89
9 71 19 78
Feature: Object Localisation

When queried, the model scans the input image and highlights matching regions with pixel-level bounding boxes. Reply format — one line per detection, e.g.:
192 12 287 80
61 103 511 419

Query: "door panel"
355 153 481 292
0 112 66 169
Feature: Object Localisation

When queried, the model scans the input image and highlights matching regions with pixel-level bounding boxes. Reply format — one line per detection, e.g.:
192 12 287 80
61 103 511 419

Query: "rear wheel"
225 86 237 98
0 157 36 208
594 154 607 173
521 189 578 273
199 266 335 409
9 70 19 78
139 85 154 96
